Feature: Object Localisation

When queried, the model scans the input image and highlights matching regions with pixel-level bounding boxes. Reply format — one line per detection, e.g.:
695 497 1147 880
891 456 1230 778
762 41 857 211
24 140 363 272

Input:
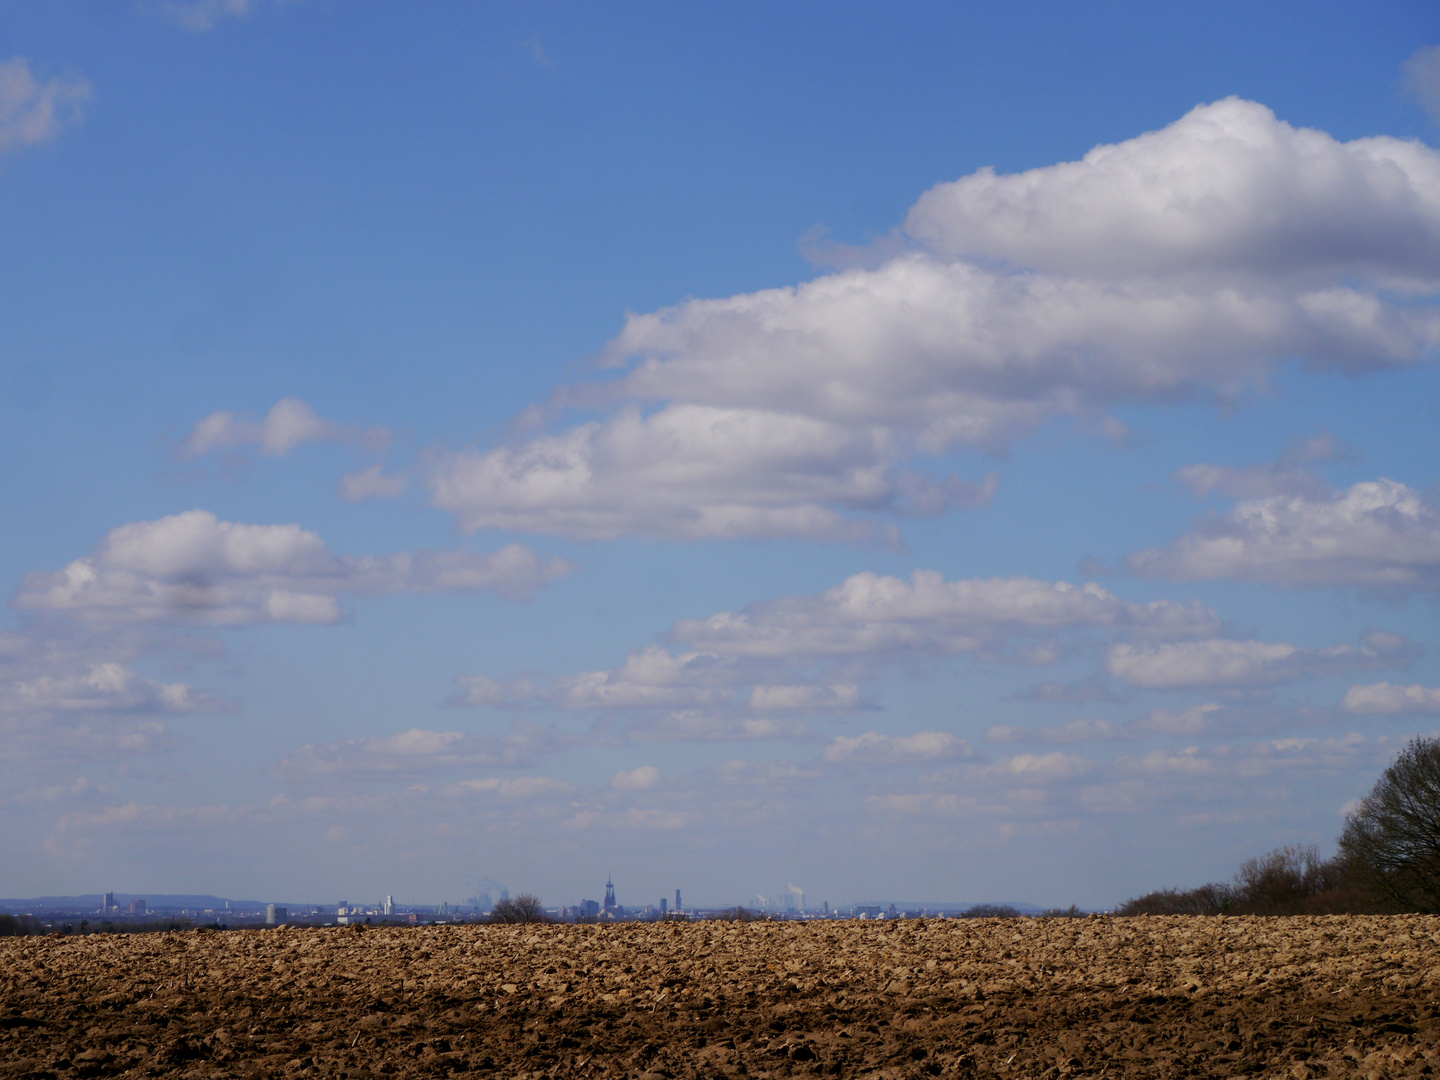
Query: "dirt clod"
3 915 1440 1077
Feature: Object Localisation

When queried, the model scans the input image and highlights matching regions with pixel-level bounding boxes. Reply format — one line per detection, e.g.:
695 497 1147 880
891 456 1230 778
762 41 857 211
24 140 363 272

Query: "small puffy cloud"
269 725 563 784
986 718 1131 744
614 712 814 744
0 715 176 764
429 403 993 543
338 464 409 501
1129 703 1226 736
445 776 570 800
0 626 228 767
3 661 221 717
0 57 89 156
454 570 1217 746
182 397 391 458
152 0 259 32
987 704 1227 744
1106 631 1415 690
747 684 861 711
1404 45 1440 123
611 765 660 790
1127 479 1440 590
675 570 1218 660
14 510 573 625
0 776 118 810
823 729 974 764
964 751 1097 786
1343 682 1440 716
1171 432 1347 500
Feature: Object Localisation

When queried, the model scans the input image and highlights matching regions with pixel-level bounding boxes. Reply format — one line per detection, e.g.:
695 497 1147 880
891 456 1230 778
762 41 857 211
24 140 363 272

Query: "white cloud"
338 463 409 501
14 510 573 625
268 725 564 783
453 570 1217 744
446 776 570 800
1127 479 1440 590
987 704 1227 744
905 97 1440 282
0 715 177 765
674 570 1218 659
611 765 660 790
1404 45 1440 123
0 627 227 769
714 758 821 787
0 57 89 156
182 397 391 458
822 730 974 764
960 751 1098 786
1343 682 1440 716
429 403 994 542
986 718 1132 744
1129 703 1227 736
2 661 219 716
1106 631 1415 690
153 0 260 32
612 712 813 743
1170 432 1347 500
425 100 1440 543
602 258 1432 445
747 684 861 710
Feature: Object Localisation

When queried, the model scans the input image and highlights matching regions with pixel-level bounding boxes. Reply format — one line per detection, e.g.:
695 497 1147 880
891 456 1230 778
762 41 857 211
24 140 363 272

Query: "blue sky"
4 0 1440 911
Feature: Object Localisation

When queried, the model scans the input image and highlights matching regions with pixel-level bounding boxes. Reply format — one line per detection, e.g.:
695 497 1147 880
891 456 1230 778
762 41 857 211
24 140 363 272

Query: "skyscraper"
675 888 682 911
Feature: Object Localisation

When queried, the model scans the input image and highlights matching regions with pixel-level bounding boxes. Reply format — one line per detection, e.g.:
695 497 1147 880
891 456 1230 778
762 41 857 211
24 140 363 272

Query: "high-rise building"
660 897 667 914
675 888 682 911
266 904 286 925
100 891 114 914
383 895 394 916
129 898 146 915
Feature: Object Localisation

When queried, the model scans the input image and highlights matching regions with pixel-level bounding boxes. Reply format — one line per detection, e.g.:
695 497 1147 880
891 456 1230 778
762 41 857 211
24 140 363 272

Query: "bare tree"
1339 736 1440 913
488 894 548 924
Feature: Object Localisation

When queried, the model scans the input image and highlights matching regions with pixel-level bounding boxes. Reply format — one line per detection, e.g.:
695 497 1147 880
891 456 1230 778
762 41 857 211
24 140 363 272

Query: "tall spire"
603 872 617 912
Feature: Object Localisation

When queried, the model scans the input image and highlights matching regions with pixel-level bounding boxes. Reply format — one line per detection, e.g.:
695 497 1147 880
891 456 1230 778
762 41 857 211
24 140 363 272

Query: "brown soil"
3 914 1439 1078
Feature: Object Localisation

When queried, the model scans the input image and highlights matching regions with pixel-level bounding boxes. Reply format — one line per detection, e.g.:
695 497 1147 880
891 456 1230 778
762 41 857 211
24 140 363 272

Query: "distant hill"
0 894 266 911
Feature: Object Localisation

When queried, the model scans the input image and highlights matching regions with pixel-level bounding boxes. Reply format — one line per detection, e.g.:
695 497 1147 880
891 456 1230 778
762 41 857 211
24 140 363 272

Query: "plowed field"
4 915 1440 1078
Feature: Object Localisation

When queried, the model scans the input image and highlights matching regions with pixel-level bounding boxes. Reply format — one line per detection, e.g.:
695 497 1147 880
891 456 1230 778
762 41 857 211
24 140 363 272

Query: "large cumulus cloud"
429 99 1440 542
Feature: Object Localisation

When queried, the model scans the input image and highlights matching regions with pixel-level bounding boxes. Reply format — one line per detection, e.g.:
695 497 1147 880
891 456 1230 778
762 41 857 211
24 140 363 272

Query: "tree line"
1120 736 1440 916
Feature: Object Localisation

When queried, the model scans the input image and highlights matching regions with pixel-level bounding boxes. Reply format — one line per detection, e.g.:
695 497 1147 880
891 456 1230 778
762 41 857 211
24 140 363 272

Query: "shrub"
488 894 548 924
712 907 761 921
962 904 1022 919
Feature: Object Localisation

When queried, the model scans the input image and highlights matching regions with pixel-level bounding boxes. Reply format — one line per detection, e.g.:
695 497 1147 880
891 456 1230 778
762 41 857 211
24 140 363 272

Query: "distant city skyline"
3 3 1440 909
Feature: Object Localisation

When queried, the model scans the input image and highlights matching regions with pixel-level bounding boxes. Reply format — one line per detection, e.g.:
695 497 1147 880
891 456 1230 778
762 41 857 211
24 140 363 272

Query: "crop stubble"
3 915 1440 1078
